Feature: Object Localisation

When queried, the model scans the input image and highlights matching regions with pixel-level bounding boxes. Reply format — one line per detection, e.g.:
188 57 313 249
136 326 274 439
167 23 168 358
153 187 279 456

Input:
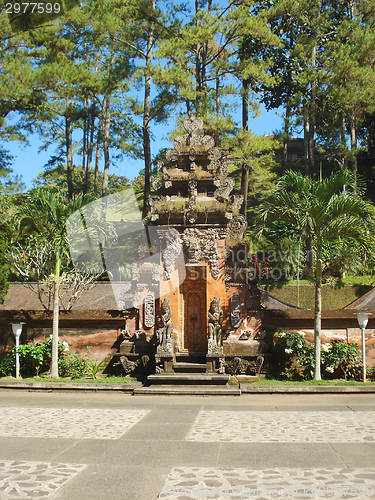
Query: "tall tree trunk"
240 79 249 216
65 98 74 200
215 75 220 146
94 116 103 196
195 0 202 115
50 256 61 378
314 241 322 381
308 69 316 178
282 102 291 176
242 79 249 131
142 0 155 220
303 93 310 176
82 97 87 177
350 108 358 177
102 94 111 197
86 103 95 193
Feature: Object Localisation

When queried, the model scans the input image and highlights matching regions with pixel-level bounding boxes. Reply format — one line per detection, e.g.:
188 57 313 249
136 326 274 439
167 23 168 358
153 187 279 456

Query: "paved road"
0 391 375 500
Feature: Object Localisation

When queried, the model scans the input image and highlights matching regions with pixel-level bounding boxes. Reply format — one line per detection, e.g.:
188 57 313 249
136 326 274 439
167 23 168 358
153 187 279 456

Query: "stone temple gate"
116 117 270 378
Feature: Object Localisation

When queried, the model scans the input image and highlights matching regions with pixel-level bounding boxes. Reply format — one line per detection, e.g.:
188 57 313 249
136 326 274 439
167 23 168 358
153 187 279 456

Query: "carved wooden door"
182 266 207 352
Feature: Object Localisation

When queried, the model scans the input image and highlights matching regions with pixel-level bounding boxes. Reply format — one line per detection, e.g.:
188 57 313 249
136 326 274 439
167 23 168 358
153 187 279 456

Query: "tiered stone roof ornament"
151 116 246 240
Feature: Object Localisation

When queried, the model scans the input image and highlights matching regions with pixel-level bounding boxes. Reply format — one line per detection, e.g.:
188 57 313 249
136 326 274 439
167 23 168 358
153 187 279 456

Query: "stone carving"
182 228 221 279
185 200 197 224
119 355 151 375
227 357 249 375
156 298 174 354
165 148 178 162
144 294 155 328
182 228 202 263
132 263 140 281
173 136 185 151
224 266 233 281
225 195 244 220
233 195 244 213
214 177 235 202
159 228 182 280
152 178 163 191
152 264 161 281
143 197 159 223
239 329 253 340
207 297 224 354
231 293 242 328
202 135 215 149
119 355 137 374
226 355 264 375
188 177 198 192
218 356 225 374
168 116 215 151
227 214 247 242
201 229 220 280
121 328 133 340
184 116 203 135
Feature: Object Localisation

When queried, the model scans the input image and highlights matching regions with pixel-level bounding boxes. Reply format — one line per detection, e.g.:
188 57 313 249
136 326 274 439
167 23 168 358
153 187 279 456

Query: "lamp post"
356 312 370 383
10 322 25 379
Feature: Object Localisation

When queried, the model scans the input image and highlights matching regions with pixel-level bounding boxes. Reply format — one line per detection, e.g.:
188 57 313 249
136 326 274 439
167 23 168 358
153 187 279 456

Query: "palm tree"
15 188 99 378
257 170 375 380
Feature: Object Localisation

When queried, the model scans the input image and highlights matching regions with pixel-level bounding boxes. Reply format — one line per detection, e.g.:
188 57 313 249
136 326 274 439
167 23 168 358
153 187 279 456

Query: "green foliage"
17 343 46 377
258 169 375 380
367 366 375 381
0 338 69 377
58 352 88 379
324 340 362 381
85 358 106 380
273 331 362 381
0 351 15 376
32 166 131 197
85 345 105 379
57 346 106 379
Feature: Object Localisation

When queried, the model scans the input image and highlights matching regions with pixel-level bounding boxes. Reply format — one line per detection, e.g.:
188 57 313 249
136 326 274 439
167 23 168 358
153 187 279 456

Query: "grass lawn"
251 378 375 386
259 278 374 309
0 375 135 384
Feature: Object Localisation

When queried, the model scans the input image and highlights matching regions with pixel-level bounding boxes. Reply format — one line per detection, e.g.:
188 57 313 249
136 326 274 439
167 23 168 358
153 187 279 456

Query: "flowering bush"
0 339 69 377
324 340 362 380
273 331 309 379
245 255 272 281
273 331 362 380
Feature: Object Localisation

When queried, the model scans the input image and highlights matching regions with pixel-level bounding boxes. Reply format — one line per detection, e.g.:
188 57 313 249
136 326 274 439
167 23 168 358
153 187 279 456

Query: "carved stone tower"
145 116 264 370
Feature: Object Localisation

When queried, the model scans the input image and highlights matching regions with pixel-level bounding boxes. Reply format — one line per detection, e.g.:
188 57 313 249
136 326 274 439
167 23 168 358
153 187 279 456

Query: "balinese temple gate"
119 117 268 377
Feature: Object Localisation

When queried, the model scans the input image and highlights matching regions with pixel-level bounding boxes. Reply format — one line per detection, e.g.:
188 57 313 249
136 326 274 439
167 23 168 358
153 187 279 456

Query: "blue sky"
7 105 284 192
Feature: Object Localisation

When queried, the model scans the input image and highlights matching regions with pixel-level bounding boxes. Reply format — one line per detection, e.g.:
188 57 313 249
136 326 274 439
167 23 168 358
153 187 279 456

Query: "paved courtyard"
0 391 374 499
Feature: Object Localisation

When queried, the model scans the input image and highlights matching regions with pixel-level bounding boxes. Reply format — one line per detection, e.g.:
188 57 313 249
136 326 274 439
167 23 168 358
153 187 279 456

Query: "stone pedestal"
155 352 174 372
206 353 225 374
119 341 134 354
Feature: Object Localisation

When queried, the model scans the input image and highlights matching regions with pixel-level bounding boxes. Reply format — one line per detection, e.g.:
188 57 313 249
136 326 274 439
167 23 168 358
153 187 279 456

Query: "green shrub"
0 351 15 376
367 366 375 381
58 352 88 379
273 331 362 381
323 340 362 380
0 339 69 377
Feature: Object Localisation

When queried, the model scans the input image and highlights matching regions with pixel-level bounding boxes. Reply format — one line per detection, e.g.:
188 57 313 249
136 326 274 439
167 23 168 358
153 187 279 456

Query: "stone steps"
138 352 236 395
147 374 230 385
173 362 206 373
134 385 241 396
